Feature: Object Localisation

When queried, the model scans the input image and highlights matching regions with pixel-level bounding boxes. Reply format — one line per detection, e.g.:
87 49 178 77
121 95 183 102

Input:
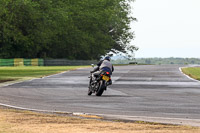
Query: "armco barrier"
31 59 39 66
0 59 44 66
44 59 97 66
24 59 32 66
38 59 44 66
14 58 24 66
0 59 14 66
0 59 95 66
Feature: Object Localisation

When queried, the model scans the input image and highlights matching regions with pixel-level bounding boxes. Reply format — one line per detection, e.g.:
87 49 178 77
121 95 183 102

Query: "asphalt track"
0 65 200 126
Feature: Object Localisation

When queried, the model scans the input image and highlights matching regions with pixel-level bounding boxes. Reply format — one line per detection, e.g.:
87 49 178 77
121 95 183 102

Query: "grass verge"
0 66 89 83
0 107 199 133
181 67 200 81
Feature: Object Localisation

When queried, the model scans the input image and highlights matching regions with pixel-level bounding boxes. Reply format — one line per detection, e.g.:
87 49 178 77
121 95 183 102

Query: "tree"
0 0 137 59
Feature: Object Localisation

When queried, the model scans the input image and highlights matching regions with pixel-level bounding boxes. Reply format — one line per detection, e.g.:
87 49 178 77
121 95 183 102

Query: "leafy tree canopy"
0 0 137 60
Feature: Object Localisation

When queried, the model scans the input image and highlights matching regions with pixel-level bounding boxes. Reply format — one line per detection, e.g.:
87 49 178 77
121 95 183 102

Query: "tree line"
136 58 200 65
0 0 136 60
110 57 200 65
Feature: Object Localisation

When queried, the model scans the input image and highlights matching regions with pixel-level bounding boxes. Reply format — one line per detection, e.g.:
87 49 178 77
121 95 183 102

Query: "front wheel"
88 77 93 95
88 87 92 95
88 79 92 96
95 80 106 96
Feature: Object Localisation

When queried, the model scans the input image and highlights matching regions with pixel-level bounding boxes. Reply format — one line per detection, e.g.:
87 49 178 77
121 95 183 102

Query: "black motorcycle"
88 70 111 96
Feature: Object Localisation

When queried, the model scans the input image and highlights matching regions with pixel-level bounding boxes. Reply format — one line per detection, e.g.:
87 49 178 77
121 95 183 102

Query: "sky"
130 0 200 58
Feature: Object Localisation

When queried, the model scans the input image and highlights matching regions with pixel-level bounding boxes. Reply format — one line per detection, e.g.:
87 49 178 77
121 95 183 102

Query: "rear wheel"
95 80 105 96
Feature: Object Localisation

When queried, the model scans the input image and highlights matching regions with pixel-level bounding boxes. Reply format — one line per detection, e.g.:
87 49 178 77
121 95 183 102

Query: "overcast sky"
130 0 200 58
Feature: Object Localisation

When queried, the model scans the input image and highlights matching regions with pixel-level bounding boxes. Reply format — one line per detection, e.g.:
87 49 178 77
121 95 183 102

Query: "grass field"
0 66 89 83
181 67 200 80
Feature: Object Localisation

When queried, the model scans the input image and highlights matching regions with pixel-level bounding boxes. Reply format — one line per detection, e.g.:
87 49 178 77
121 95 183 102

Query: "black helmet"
104 56 111 61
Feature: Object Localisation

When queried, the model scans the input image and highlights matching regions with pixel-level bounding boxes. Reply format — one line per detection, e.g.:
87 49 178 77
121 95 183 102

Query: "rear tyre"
96 80 105 96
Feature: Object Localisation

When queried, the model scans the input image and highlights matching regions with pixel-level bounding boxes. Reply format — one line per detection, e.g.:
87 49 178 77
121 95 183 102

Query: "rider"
91 56 114 85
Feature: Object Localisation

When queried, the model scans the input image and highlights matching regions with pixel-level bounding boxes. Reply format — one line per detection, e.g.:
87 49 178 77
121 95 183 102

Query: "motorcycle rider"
90 56 114 85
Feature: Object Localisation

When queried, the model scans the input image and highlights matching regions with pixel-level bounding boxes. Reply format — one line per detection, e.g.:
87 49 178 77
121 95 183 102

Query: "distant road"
0 65 200 126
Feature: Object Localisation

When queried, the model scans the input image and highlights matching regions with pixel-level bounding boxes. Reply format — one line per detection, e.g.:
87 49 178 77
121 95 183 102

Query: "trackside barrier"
31 59 39 66
38 59 44 66
14 58 24 66
0 59 44 66
0 59 96 66
24 59 32 66
44 59 97 66
0 59 14 66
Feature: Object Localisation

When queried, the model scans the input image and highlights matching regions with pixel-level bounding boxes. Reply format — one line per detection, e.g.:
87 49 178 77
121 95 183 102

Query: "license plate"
102 75 109 81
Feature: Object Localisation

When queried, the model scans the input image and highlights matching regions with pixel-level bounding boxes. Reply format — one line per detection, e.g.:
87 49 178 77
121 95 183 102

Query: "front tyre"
88 87 92 95
96 80 106 96
88 81 93 96
88 77 93 95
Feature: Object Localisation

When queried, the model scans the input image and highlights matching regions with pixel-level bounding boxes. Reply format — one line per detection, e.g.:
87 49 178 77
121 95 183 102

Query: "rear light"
106 72 110 74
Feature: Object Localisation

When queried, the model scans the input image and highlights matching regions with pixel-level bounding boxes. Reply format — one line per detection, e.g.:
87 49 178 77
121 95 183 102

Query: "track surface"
0 65 200 126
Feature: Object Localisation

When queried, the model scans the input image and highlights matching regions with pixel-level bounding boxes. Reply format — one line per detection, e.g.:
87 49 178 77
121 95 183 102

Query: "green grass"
182 67 200 80
0 66 89 83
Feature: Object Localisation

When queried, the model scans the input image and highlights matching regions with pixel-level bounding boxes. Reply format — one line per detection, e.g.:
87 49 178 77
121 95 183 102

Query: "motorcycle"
88 64 112 96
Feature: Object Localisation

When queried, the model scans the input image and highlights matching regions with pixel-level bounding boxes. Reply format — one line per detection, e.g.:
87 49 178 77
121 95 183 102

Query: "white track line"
0 102 200 127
